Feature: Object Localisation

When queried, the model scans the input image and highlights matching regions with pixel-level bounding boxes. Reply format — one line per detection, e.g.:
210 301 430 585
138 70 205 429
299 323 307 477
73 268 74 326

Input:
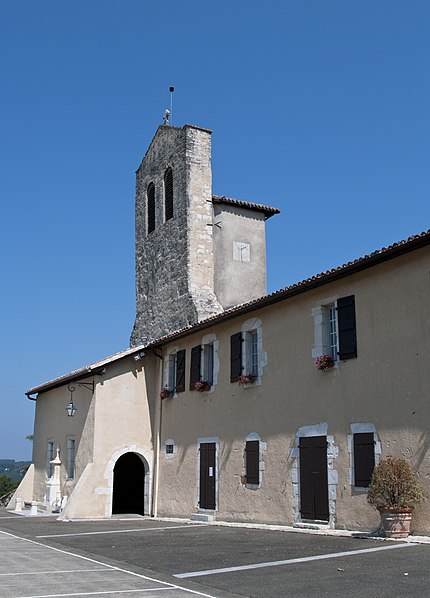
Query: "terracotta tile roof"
212 195 280 219
26 228 430 397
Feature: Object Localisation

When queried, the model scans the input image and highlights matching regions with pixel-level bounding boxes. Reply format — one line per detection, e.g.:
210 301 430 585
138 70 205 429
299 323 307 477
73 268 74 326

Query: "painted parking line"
36 524 201 539
0 568 109 577
175 541 416 578
20 590 174 597
0 531 218 597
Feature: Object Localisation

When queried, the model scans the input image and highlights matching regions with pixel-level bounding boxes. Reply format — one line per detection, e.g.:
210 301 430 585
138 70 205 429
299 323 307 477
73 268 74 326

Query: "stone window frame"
240 318 267 387
348 423 381 492
46 440 55 479
242 432 266 490
311 295 340 367
163 438 176 460
164 347 179 396
200 333 219 392
66 437 76 480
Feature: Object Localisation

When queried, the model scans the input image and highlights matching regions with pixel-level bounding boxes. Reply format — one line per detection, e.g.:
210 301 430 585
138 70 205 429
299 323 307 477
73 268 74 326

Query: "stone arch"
104 446 152 517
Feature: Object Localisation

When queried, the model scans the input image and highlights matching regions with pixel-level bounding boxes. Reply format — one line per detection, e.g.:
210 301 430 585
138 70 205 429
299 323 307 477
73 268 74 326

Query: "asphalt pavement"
1 509 429 598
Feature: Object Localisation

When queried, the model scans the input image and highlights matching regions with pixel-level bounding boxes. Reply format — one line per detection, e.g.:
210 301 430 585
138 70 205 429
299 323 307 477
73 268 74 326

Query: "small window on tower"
164 167 173 222
147 182 156 233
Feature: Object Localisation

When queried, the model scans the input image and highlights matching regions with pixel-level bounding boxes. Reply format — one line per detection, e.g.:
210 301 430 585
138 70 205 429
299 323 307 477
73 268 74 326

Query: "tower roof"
212 195 280 219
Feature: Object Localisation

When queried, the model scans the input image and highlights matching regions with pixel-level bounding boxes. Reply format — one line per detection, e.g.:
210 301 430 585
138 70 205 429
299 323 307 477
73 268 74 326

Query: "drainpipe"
151 349 163 517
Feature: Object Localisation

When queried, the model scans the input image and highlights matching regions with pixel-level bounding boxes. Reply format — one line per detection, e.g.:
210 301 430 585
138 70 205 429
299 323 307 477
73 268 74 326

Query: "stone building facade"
14 122 430 536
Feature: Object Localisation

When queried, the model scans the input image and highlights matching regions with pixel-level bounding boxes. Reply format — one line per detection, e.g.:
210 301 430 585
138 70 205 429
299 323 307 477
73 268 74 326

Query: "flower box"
239 373 257 385
194 380 211 392
314 354 335 371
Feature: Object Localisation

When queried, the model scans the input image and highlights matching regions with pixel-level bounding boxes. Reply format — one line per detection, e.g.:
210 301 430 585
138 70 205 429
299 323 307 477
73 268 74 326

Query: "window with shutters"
46 441 54 478
165 349 186 394
348 425 381 490
66 438 75 480
353 432 375 488
311 295 357 364
245 440 260 485
147 182 156 233
190 334 218 391
230 319 266 384
243 433 266 488
164 167 173 222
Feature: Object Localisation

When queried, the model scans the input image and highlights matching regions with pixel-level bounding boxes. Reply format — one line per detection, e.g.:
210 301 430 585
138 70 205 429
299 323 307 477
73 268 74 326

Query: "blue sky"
1 1 430 460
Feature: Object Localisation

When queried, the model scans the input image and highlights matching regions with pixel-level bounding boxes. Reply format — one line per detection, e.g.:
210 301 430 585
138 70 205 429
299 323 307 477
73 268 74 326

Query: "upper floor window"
230 318 266 384
165 349 186 394
67 438 75 480
147 182 156 234
190 335 218 391
312 295 357 363
164 167 173 222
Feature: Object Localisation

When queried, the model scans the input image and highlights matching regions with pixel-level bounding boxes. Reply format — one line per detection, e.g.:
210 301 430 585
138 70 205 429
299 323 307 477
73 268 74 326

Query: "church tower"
130 122 279 346
130 124 223 345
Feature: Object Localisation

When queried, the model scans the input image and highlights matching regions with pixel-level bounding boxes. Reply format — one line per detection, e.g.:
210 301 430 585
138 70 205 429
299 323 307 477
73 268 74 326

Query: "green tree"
0 475 18 497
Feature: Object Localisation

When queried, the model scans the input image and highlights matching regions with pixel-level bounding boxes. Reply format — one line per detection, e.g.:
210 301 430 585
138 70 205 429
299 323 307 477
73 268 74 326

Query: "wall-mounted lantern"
66 384 77 417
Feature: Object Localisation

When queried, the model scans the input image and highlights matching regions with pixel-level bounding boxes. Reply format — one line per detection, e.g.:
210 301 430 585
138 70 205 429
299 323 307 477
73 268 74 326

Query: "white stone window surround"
240 318 267 387
289 422 338 529
66 437 76 480
163 346 179 397
242 432 267 490
163 438 176 460
348 423 381 492
46 440 55 479
200 333 219 393
196 436 219 512
311 295 340 367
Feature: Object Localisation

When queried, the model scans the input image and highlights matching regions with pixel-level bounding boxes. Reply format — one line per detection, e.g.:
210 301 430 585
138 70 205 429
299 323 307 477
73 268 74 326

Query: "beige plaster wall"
156 246 430 533
32 353 157 519
213 204 267 308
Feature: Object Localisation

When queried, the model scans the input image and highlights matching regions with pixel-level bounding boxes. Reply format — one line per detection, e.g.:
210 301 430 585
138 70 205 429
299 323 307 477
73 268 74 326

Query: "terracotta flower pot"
378 506 413 538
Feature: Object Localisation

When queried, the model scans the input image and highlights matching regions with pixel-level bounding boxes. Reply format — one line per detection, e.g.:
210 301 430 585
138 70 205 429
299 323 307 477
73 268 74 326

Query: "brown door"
299 436 329 521
199 442 216 509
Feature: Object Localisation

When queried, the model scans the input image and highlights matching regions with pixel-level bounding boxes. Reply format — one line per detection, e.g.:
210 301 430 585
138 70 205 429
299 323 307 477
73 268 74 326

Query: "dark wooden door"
199 442 216 510
299 436 329 521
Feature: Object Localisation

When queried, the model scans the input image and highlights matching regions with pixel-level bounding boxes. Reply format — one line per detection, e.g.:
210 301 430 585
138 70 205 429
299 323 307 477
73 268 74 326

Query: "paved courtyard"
1 509 429 597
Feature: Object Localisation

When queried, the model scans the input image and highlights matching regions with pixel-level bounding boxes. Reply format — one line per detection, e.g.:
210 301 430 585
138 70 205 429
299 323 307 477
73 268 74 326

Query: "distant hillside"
0 460 30 481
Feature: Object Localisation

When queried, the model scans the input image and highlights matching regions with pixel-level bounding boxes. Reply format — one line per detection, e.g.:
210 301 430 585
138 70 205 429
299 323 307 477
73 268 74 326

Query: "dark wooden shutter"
147 183 155 233
190 345 201 390
230 332 242 382
175 350 186 393
164 168 173 221
353 432 375 488
245 440 260 485
337 295 357 360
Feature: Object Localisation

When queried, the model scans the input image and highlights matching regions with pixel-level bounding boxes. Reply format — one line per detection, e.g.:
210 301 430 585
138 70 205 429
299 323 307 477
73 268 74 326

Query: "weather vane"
163 86 175 125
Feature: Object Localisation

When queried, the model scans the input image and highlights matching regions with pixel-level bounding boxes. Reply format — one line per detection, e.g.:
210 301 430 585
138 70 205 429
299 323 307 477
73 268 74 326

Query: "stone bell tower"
130 124 223 346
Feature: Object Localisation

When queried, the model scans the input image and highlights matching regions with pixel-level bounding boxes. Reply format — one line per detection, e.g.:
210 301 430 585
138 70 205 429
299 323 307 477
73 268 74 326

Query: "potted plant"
238 373 257 385
160 387 173 400
314 354 335 371
194 380 211 392
367 457 425 538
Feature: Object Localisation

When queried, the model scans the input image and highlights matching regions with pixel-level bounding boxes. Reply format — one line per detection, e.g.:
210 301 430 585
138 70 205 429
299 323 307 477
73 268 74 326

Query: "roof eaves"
212 195 280 218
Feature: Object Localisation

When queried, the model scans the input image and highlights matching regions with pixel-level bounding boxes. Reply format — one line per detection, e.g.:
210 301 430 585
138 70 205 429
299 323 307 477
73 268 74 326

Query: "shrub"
367 457 425 508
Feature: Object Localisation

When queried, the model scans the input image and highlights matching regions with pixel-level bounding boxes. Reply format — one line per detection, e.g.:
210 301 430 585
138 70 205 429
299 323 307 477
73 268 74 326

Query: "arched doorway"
112 452 147 515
